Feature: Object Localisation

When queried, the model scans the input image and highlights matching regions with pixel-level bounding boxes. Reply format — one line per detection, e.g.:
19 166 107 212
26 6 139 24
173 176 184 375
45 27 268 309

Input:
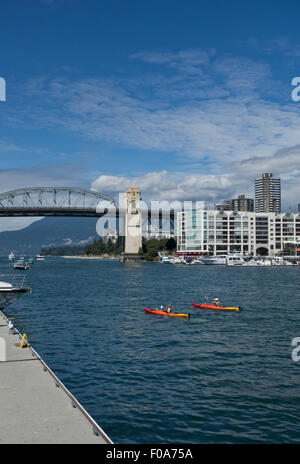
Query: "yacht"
36 254 45 261
8 252 15 261
202 254 246 265
169 256 185 264
0 279 31 310
244 257 296 267
14 260 29 270
226 256 246 266
202 255 228 265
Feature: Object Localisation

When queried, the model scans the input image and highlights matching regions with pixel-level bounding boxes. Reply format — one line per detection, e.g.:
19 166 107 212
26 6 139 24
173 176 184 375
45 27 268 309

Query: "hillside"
0 217 98 256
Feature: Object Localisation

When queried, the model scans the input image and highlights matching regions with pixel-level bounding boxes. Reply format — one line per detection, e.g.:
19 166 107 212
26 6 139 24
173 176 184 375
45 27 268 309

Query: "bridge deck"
0 311 111 444
0 207 108 217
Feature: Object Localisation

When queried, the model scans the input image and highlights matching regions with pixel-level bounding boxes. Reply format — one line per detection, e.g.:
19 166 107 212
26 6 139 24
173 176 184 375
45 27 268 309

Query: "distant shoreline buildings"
217 195 254 212
216 173 281 214
177 173 300 256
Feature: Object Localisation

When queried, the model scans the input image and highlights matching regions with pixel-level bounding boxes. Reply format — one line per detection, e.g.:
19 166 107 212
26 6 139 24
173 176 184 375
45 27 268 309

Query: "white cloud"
91 170 243 204
92 142 300 210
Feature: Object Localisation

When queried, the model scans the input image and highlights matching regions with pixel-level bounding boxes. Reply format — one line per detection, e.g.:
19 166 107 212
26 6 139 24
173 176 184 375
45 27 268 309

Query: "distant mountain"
0 217 98 256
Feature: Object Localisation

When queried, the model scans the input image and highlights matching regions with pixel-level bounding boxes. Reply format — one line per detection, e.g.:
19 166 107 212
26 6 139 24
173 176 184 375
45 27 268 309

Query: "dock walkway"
0 311 112 444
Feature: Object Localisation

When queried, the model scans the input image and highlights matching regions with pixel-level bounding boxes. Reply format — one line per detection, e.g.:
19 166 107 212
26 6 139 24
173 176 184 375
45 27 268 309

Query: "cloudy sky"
1 0 300 231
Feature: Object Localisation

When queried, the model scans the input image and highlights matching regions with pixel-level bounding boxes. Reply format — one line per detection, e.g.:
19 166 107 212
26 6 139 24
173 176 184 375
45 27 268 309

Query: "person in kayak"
166 304 173 313
213 298 221 307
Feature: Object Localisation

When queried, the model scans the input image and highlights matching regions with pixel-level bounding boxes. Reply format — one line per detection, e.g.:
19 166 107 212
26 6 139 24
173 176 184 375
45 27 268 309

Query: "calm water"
2 257 300 443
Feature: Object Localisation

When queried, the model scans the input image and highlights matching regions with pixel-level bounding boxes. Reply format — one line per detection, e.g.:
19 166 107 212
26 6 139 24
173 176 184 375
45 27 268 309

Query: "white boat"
168 256 185 264
36 254 45 261
234 256 296 267
202 255 228 265
161 255 171 263
0 279 31 310
14 260 29 270
226 256 247 266
8 252 15 261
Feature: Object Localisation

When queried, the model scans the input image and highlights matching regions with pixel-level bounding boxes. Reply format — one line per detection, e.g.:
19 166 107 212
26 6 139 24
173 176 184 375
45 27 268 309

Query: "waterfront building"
177 209 300 256
255 173 281 213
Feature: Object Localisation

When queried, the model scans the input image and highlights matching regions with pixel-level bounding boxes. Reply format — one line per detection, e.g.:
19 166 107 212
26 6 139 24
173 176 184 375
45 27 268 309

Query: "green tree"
145 248 158 261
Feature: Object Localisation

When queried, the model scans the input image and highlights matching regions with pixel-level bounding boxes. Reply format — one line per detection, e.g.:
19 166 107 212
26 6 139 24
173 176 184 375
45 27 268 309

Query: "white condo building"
177 210 300 256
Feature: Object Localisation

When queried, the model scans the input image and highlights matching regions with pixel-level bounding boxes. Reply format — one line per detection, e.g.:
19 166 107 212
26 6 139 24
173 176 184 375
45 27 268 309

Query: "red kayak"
144 308 190 318
191 303 240 312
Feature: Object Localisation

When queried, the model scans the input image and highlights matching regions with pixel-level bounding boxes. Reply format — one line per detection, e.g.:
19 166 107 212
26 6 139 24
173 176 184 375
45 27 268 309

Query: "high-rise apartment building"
216 195 254 212
231 194 254 212
255 173 281 213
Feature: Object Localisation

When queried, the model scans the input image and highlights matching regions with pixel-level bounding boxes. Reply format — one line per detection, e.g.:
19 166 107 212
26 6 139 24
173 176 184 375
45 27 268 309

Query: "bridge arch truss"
0 187 119 217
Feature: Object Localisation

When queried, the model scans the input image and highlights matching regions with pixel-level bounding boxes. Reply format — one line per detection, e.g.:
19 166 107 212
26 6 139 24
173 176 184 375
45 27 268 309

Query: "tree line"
42 236 177 260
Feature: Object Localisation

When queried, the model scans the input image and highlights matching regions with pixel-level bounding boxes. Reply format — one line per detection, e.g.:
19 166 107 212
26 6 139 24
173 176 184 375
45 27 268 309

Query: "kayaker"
213 298 221 307
166 304 173 313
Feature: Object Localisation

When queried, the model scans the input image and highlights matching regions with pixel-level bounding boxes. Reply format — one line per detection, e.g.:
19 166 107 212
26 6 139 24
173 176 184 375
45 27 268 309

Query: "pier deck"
0 311 111 444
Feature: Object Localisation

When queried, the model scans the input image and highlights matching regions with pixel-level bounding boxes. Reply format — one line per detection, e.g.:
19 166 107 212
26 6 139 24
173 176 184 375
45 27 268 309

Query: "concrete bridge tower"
121 187 143 262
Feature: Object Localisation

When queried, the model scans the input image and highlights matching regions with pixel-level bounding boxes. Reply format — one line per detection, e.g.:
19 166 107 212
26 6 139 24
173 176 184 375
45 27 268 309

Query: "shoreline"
60 255 121 260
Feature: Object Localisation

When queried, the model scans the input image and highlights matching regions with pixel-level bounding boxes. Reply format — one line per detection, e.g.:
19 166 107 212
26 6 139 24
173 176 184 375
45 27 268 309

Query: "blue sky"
1 0 300 222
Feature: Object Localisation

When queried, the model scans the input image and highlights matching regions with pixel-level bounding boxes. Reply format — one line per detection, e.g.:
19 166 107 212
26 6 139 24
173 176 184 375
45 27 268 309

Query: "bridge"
0 187 118 217
0 187 176 260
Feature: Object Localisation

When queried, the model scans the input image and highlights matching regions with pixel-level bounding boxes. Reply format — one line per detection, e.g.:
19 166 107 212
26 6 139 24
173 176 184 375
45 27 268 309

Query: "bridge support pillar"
121 187 143 262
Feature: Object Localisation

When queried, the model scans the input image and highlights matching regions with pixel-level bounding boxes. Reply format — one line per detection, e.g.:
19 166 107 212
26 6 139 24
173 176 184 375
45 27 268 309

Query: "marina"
161 253 298 266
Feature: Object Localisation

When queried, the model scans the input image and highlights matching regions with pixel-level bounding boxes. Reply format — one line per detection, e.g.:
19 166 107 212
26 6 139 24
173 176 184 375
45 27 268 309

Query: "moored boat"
226 256 246 266
0 279 31 309
202 255 228 265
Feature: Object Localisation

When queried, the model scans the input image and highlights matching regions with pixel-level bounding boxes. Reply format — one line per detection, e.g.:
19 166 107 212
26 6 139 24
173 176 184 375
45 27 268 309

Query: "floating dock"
0 311 112 444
